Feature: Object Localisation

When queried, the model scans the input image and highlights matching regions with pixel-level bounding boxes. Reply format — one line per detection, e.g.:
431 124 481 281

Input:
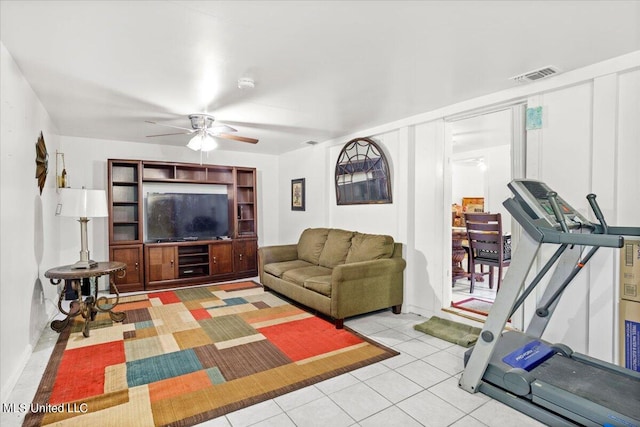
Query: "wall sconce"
56 151 68 191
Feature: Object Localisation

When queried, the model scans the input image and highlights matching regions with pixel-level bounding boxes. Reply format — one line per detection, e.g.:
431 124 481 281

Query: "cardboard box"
620 239 640 302
619 299 640 372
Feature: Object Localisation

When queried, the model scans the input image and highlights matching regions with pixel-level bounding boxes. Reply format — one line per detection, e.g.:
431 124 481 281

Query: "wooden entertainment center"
107 159 258 292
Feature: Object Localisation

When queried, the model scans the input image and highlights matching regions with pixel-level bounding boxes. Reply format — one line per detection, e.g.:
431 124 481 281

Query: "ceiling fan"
145 114 259 152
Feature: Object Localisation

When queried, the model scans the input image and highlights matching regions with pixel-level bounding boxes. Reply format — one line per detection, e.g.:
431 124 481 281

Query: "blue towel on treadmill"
502 340 555 371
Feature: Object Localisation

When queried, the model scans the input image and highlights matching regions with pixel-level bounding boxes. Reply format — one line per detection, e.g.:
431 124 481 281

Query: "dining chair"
464 212 511 293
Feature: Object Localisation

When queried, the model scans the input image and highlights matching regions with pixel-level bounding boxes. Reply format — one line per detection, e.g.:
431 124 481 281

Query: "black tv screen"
146 192 229 242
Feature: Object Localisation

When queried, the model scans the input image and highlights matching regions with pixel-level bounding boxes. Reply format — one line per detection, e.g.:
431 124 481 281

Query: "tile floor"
451 256 508 304
452 277 498 303
2 297 544 427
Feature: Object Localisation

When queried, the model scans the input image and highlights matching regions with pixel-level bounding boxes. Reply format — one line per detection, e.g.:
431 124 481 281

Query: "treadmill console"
508 179 592 230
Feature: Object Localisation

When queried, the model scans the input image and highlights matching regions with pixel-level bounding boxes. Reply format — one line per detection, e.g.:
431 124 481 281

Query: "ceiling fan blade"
217 133 259 144
145 120 193 132
210 124 237 133
146 131 192 138
204 127 237 140
222 120 328 135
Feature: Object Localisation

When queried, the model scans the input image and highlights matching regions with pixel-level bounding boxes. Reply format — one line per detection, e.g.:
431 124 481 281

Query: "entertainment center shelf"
108 159 258 292
142 161 235 184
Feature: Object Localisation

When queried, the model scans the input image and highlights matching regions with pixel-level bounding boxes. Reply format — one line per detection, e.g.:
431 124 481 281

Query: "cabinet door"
210 242 233 275
147 246 178 282
109 245 144 292
234 240 258 274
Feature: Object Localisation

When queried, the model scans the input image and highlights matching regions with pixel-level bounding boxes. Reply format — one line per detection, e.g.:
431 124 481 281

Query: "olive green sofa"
258 228 406 328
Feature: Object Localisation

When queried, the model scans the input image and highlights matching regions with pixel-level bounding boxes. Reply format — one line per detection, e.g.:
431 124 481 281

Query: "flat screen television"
146 192 229 242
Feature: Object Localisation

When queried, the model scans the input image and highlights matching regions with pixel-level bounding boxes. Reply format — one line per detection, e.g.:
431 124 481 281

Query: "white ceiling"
2 1 639 155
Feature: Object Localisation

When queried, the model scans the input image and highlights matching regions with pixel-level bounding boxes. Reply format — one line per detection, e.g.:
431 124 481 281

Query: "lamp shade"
59 188 108 218
187 132 218 152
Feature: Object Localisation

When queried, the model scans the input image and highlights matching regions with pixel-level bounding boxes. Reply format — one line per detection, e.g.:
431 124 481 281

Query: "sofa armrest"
259 244 298 264
330 257 406 319
258 244 298 283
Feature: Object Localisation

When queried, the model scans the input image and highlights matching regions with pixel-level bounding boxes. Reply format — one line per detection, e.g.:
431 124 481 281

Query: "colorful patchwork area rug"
24 281 398 426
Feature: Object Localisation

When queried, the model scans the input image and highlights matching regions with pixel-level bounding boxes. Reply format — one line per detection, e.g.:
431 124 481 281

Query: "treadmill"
459 179 640 427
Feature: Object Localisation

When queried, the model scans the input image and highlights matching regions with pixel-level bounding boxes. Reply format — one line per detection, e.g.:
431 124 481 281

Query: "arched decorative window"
335 137 392 205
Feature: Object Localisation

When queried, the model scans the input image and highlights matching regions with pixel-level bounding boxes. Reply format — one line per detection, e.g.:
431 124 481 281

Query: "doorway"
446 105 525 312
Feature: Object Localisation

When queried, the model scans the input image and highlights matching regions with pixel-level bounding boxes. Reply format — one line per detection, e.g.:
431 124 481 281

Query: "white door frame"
443 101 527 325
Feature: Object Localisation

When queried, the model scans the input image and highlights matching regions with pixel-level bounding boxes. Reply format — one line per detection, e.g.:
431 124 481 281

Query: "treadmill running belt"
532 355 640 420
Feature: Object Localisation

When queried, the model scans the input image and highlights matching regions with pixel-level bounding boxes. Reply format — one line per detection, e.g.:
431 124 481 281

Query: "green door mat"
414 316 482 348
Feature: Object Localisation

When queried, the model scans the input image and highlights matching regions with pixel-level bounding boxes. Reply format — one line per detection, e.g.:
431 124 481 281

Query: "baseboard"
1 343 33 403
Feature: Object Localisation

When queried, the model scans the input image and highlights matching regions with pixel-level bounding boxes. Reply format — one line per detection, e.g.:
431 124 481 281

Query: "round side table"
44 261 127 337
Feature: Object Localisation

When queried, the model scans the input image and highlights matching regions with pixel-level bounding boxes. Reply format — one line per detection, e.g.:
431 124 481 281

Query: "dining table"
452 226 483 284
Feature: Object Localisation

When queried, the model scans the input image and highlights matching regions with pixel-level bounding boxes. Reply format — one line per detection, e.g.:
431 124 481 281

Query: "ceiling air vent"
510 65 560 83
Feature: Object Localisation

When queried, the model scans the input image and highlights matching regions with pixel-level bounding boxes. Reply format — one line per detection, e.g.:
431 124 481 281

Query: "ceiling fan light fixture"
237 77 255 89
201 135 218 152
189 114 215 130
187 132 218 152
146 113 258 146
186 135 201 151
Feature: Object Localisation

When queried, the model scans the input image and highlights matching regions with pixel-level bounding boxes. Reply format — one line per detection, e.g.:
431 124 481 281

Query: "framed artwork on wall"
291 178 305 211
334 137 392 205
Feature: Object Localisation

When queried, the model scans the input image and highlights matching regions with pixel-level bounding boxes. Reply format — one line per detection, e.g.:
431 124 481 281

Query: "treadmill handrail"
587 192 640 236
586 193 608 233
540 229 624 248
605 225 640 237
504 198 626 248
547 191 570 233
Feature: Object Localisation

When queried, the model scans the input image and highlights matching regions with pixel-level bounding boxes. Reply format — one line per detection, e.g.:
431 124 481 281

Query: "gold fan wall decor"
35 131 48 194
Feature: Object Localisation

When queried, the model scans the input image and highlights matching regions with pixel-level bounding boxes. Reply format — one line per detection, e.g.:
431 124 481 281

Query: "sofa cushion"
282 265 333 286
297 228 329 265
318 229 354 268
345 233 395 263
303 275 332 297
264 260 315 278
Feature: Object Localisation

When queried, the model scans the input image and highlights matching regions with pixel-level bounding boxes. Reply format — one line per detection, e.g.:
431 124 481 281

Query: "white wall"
522 69 640 360
277 131 411 245
1 43 61 401
452 161 485 206
328 131 406 238
0 120 280 399
616 70 640 228
411 121 448 315
276 143 329 244
525 83 594 354
57 136 281 275
277 52 640 364
2 46 638 400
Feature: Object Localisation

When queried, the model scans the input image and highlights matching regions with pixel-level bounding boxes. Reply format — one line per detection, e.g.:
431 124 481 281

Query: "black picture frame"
291 178 305 211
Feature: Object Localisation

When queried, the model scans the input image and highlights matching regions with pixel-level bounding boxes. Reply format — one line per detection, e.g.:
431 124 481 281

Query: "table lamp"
59 188 108 269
